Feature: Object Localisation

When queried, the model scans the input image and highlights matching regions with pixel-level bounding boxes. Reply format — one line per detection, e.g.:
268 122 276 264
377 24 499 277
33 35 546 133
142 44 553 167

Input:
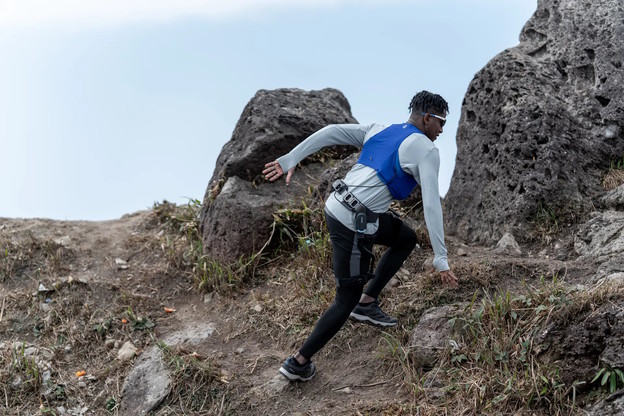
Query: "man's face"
423 110 446 141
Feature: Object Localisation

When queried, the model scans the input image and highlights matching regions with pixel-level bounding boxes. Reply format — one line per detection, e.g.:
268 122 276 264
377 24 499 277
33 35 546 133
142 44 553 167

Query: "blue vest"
357 123 420 200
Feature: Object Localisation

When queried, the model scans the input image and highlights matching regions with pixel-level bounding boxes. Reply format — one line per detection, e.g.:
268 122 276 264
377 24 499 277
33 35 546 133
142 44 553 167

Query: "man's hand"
263 160 295 185
440 269 458 289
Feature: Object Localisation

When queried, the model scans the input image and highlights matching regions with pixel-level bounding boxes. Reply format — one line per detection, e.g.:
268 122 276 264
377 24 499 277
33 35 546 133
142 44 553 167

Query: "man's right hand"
263 160 295 185
440 269 459 289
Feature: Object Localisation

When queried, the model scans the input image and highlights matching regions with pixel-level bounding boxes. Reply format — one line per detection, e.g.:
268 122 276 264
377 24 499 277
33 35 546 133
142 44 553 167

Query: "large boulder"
200 88 358 263
206 87 356 189
444 0 624 243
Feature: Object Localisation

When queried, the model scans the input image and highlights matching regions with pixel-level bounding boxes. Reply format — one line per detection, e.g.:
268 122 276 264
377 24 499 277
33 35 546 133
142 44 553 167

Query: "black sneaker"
279 357 317 381
350 299 398 327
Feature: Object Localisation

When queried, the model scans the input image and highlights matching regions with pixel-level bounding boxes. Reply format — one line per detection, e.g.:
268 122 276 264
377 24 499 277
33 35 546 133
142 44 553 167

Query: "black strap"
337 273 374 288
332 179 379 223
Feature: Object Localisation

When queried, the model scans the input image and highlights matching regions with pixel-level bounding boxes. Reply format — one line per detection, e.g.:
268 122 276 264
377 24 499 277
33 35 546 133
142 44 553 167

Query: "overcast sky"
0 0 537 220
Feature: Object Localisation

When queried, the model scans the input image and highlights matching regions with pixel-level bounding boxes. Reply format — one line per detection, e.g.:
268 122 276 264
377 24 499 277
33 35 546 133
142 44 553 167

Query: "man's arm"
399 137 458 288
277 124 368 172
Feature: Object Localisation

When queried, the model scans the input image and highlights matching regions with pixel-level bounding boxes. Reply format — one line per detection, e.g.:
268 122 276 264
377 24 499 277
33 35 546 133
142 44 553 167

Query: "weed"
153 199 260 294
591 366 624 393
156 342 230 414
443 282 575 413
0 234 74 282
0 343 43 409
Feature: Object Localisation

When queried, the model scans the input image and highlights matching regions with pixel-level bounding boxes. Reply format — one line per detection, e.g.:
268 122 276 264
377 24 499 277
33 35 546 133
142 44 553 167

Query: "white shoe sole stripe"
349 312 397 327
279 366 315 381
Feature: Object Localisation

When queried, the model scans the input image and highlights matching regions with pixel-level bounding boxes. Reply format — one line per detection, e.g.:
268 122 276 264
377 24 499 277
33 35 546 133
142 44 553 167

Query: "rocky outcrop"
444 0 624 243
200 88 358 263
539 299 624 391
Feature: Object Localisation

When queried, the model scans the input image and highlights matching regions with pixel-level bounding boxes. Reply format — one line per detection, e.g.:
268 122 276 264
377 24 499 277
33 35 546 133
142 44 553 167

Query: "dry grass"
1 233 74 282
155 342 232 415
602 168 624 191
3 195 621 415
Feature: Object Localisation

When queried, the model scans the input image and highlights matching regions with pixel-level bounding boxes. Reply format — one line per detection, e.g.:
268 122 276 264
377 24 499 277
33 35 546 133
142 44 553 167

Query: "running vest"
357 123 421 200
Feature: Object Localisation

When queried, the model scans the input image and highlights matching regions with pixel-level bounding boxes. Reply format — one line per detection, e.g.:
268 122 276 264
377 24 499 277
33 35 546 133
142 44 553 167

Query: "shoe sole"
279 366 317 381
349 312 398 327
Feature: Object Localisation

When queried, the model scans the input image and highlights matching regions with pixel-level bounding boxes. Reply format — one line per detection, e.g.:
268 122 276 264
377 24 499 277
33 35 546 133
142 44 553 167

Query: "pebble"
252 304 263 313
78 381 87 388
117 341 138 361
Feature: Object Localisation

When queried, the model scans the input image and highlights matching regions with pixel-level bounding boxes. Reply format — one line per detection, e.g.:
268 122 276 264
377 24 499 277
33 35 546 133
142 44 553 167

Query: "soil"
0 208 600 415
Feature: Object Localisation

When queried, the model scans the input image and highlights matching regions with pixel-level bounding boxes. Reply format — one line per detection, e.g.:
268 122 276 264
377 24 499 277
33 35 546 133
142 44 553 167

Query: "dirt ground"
0 207 597 415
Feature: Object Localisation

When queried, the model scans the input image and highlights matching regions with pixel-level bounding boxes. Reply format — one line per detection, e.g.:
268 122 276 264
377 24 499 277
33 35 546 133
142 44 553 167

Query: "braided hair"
408 91 449 115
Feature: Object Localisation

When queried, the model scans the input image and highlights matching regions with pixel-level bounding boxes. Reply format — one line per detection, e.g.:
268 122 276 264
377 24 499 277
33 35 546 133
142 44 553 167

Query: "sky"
0 0 538 221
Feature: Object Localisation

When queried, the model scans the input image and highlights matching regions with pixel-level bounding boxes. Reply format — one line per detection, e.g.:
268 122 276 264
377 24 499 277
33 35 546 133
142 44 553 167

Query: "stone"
199 88 358 264
119 346 171 416
117 341 138 362
587 390 624 416
163 322 215 346
388 278 400 288
493 232 522 256
600 184 624 211
250 374 290 397
444 0 624 243
574 211 624 279
456 248 468 257
409 304 465 369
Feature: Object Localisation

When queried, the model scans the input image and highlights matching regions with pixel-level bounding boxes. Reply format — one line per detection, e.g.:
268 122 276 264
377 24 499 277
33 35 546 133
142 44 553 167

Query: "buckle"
332 179 348 194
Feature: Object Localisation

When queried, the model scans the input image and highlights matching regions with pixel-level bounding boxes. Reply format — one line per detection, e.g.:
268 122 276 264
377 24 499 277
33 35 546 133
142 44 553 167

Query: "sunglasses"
421 112 446 127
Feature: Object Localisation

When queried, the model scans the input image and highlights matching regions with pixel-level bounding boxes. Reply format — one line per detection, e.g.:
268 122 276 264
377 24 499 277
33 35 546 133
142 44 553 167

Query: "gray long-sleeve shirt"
277 123 449 272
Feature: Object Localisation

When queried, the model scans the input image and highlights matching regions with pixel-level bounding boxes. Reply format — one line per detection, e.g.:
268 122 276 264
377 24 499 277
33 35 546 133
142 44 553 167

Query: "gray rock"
205 87 357 190
409 304 465 369
199 88 358 264
117 341 138 362
574 211 624 278
587 390 624 416
119 346 171 416
538 300 624 387
493 232 522 255
444 0 624 243
249 374 290 397
163 321 215 346
601 184 624 211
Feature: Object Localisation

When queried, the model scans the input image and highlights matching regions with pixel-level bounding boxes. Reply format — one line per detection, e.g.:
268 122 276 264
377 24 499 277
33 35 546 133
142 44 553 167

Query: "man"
263 90 459 382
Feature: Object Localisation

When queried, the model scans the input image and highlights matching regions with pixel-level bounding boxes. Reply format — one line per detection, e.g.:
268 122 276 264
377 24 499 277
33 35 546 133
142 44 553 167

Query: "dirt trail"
0 209 594 415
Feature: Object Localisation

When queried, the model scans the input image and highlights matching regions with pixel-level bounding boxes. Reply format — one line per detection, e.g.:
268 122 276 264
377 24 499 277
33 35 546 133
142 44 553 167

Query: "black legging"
298 210 417 359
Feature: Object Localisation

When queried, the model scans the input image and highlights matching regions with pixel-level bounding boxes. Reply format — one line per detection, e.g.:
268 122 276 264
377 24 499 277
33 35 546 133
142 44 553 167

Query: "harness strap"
332 179 380 225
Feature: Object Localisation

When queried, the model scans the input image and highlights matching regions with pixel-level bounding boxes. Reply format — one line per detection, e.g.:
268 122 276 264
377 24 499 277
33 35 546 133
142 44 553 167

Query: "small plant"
105 397 117 412
125 307 155 331
591 366 624 393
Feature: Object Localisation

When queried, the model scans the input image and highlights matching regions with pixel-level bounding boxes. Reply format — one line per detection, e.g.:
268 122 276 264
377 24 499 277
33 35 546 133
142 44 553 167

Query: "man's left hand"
440 269 458 289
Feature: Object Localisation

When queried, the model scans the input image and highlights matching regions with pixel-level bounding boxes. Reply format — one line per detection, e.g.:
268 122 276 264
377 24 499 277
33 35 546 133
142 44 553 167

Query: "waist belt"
332 179 379 233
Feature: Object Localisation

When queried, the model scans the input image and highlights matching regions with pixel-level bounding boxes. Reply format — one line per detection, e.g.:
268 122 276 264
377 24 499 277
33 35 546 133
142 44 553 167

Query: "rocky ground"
1 197 624 415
